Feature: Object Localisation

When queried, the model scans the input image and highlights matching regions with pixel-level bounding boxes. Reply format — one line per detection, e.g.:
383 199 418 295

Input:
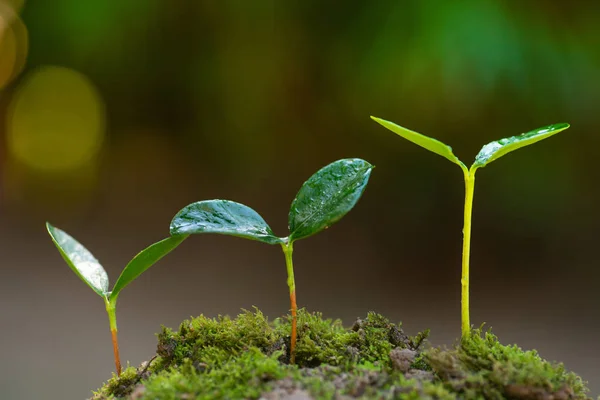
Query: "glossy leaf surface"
170 200 282 244
46 222 109 297
472 123 570 169
110 235 189 300
371 116 464 168
288 158 373 241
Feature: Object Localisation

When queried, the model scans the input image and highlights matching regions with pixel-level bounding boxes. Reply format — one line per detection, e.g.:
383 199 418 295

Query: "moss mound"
92 309 590 399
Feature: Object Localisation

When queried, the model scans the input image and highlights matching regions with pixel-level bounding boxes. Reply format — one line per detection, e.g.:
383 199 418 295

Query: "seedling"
370 117 569 339
169 158 373 363
46 223 188 376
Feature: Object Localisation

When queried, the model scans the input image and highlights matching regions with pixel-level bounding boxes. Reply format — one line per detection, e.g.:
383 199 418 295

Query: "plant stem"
461 169 476 339
104 296 122 376
281 240 297 364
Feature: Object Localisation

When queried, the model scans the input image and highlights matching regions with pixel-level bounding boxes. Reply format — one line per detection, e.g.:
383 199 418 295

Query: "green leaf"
109 235 188 301
288 158 373 241
170 200 283 245
371 116 465 169
472 123 570 169
46 222 109 297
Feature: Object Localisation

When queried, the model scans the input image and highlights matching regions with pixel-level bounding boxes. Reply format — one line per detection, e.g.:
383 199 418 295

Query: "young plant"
370 117 569 339
46 223 188 376
169 158 373 363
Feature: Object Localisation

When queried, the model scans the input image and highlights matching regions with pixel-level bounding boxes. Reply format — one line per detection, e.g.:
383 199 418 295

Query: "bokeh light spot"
7 66 106 172
1 0 25 14
0 2 28 89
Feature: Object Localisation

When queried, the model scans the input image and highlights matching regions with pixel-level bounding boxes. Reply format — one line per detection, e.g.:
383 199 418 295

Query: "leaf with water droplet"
371 116 465 169
472 123 570 170
46 222 109 297
170 200 283 244
109 234 189 301
288 158 373 241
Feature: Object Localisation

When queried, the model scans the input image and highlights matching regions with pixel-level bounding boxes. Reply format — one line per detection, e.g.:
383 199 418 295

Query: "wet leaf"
288 158 373 241
371 116 465 168
472 123 570 169
46 222 109 297
110 235 189 301
170 200 282 244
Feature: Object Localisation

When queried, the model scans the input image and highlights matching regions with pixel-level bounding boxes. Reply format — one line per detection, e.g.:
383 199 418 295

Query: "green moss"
92 309 591 400
94 366 139 399
427 330 589 399
273 310 422 368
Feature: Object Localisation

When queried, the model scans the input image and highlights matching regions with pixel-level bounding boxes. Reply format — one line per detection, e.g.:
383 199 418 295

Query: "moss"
95 366 139 399
92 309 591 400
427 330 589 399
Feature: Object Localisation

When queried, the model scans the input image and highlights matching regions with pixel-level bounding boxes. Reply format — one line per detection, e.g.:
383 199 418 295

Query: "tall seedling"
46 223 187 375
371 117 569 339
170 158 373 363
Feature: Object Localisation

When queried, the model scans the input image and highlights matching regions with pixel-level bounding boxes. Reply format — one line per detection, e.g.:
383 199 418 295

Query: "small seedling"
370 117 569 339
169 158 373 363
46 223 188 376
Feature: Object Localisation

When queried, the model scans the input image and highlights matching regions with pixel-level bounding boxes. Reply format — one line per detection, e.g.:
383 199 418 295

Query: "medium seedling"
46 223 188 375
370 117 569 339
169 158 373 363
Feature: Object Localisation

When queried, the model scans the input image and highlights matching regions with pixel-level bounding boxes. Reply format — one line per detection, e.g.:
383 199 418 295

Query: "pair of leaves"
170 158 373 244
47 223 187 301
371 117 570 173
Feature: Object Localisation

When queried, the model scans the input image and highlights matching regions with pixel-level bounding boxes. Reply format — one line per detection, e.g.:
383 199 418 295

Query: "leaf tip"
358 159 375 171
46 222 59 237
540 122 570 134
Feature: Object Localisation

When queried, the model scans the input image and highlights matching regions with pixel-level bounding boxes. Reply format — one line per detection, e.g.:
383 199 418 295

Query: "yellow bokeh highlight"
0 2 28 89
1 0 25 14
7 66 106 172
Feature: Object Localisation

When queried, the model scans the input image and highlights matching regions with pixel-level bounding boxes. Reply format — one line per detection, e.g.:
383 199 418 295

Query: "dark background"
0 1 599 398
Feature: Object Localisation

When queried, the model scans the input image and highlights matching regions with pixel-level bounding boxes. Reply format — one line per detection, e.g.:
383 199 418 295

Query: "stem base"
281 241 297 364
111 329 122 376
461 170 476 338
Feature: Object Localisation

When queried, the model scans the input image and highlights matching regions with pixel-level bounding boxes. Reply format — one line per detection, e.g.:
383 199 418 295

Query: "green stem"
461 169 476 339
104 296 122 376
281 240 297 364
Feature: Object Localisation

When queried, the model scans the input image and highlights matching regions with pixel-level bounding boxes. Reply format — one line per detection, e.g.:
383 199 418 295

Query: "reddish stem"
111 329 122 376
290 289 297 364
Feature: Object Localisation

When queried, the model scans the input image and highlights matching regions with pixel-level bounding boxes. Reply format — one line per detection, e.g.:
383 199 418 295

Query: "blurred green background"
1 1 599 398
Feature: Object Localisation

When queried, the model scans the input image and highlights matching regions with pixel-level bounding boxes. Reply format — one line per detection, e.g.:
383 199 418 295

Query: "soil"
91 309 592 400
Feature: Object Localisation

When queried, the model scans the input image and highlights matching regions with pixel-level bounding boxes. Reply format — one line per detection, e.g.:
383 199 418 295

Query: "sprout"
46 223 187 375
169 158 374 363
371 117 569 339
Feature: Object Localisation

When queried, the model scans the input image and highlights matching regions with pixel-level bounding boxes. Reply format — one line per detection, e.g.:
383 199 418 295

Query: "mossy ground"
92 309 591 400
